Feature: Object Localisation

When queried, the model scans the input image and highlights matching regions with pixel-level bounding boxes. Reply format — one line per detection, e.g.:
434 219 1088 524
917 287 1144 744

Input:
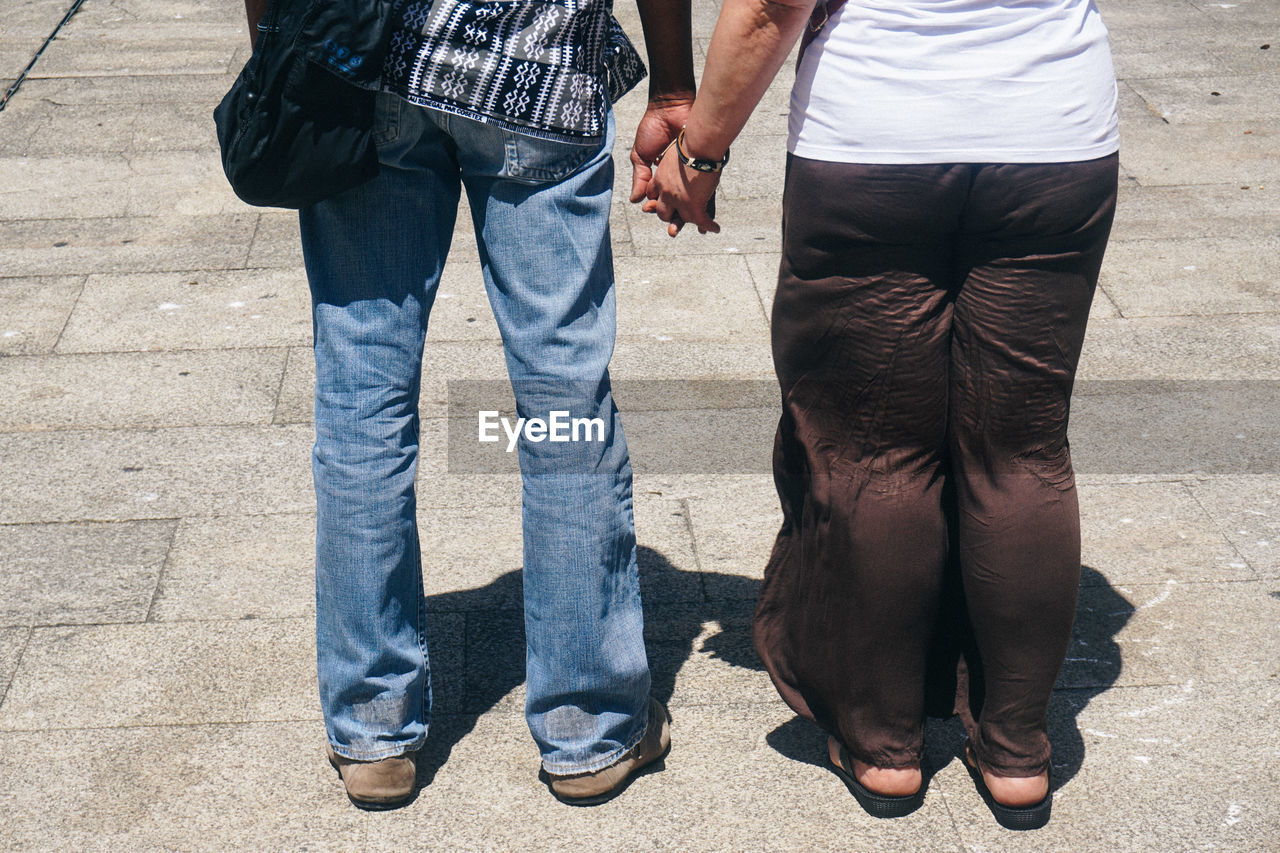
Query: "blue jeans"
299 94 651 774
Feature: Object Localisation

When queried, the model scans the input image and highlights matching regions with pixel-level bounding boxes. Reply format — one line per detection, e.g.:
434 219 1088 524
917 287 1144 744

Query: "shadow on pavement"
411 544 766 787
410 547 1133 798
765 565 1135 792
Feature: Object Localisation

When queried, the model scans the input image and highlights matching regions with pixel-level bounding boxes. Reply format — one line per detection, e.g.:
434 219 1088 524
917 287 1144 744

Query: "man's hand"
629 96 694 204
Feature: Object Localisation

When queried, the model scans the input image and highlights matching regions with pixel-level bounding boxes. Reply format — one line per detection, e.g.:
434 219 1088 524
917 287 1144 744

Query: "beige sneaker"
326 743 418 810
546 697 671 805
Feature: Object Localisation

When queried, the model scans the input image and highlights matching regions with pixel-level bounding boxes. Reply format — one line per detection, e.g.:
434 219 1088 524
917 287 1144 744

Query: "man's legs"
449 112 653 776
300 94 460 762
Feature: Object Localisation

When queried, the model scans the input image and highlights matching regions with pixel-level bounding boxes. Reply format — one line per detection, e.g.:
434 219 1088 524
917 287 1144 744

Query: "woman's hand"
642 142 722 237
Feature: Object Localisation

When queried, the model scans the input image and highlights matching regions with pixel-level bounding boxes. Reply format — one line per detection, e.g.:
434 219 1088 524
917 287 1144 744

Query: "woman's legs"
949 155 1118 798
757 157 970 782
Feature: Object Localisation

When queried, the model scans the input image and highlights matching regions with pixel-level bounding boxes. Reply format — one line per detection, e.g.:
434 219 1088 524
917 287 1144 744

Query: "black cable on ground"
0 0 90 112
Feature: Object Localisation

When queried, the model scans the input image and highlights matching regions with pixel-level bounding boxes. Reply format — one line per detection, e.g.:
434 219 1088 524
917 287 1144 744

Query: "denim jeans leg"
452 112 652 774
299 94 460 760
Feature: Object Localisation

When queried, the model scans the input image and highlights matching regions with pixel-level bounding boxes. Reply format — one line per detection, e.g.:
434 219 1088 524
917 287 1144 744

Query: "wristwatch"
674 128 730 173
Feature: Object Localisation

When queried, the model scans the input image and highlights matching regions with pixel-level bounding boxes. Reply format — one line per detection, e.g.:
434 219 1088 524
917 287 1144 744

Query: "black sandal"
962 743 1052 831
828 741 925 819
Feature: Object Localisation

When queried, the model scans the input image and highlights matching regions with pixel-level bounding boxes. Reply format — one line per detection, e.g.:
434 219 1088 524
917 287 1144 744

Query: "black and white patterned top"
381 0 647 141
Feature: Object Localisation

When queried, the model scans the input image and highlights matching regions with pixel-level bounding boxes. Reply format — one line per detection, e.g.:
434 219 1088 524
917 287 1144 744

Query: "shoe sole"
549 744 671 807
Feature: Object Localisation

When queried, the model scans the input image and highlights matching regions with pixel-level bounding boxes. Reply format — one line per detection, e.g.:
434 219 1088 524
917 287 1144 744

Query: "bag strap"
798 0 849 65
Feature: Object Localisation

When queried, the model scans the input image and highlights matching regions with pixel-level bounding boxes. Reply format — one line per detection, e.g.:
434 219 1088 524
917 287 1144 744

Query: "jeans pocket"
502 128 604 185
372 92 402 147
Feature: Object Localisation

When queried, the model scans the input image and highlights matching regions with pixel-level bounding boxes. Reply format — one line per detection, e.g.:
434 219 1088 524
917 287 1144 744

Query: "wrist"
677 126 730 165
674 128 730 173
646 89 696 107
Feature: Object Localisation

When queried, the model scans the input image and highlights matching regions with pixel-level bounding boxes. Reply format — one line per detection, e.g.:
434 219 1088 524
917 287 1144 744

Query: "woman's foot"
964 746 1048 807
827 736 921 797
962 743 1053 830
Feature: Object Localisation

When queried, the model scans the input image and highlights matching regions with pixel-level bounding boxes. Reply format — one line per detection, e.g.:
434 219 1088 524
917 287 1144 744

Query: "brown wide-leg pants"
754 153 1118 777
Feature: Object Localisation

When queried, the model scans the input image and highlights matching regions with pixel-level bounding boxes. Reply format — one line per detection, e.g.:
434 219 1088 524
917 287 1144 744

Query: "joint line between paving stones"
1178 479 1259 578
144 519 182 622
0 0 90 112
0 515 182 530
740 253 773 327
0 627 34 711
270 345 294 426
48 273 88 354
0 717 324 735
676 498 711 602
243 213 264 268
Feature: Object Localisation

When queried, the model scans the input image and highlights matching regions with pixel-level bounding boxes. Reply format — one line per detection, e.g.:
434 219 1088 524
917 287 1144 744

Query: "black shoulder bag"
214 0 394 209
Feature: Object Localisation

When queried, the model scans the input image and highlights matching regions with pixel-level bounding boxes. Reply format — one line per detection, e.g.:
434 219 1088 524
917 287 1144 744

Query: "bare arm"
245 0 269 48
629 0 698 202
645 0 816 234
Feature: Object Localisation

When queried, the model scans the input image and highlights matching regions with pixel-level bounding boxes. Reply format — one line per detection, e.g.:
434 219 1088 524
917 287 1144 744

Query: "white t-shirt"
789 0 1120 164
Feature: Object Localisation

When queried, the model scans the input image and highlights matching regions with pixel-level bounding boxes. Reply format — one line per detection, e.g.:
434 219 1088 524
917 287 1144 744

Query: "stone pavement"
0 0 1277 849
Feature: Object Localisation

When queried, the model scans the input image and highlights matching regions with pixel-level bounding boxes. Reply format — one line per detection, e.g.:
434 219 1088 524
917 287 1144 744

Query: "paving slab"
0 519 174 628
686 482 782 588
2 0 79 35
1077 481 1250 584
279 338 779 428
1068 380 1280 476
0 722 348 852
150 500 705 624
1064 578 1280 688
1110 182 1278 242
0 347 286 430
947 680 1280 852
0 619 319 730
1076 315 1280 379
615 254 771 340
1187 476 1280 577
0 275 82 355
0 614 459 728
241 210 306 270
1099 236 1280 316
0 214 259 277
0 99 221 156
1119 120 1280 187
1191 0 1280 28
0 424 316 524
611 337 777 378
149 512 315 622
0 707 957 853
57 268 311 353
12 72 240 105
1106 21 1235 79
624 197 784 256
28 31 239 78
1126 72 1280 123
0 152 243 219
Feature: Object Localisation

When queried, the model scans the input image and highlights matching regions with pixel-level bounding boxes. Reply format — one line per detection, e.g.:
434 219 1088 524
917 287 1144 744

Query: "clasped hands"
628 98 723 238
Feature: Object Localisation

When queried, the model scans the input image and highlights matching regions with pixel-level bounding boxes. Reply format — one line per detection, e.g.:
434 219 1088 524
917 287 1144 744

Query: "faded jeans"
299 94 650 774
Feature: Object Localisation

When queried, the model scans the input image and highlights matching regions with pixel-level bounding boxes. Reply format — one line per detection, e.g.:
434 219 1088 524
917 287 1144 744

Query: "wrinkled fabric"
754 153 1118 776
